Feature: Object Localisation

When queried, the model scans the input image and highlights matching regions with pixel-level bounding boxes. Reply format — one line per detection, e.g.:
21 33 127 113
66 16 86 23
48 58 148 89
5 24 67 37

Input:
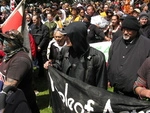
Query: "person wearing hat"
107 15 150 98
54 22 108 89
132 8 141 19
0 30 40 113
139 12 150 39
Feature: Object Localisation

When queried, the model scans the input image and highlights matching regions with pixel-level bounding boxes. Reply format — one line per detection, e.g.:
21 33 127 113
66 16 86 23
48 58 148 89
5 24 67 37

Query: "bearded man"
107 15 150 98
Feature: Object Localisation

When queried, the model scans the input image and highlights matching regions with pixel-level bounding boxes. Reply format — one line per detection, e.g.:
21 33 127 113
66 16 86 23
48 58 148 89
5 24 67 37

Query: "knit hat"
139 12 149 19
122 15 140 31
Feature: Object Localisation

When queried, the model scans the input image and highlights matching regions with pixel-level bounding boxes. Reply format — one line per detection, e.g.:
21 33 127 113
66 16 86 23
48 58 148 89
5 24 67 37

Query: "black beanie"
122 15 140 31
139 12 149 20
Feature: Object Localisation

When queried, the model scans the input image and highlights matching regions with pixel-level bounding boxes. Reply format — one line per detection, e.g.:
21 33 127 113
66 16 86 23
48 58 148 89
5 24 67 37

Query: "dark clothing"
87 24 105 43
30 23 50 76
111 29 122 42
58 22 107 89
61 46 107 89
30 23 49 51
134 57 150 89
139 20 150 39
0 51 39 113
108 35 150 96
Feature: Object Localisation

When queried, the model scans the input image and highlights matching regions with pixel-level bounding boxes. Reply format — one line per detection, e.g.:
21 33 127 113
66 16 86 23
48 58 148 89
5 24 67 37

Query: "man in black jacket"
30 14 50 77
59 22 107 89
108 15 150 98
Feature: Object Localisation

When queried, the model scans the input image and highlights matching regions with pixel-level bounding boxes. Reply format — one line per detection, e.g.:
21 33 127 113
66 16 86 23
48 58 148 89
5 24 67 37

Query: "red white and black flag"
1 0 32 59
48 67 150 113
1 0 26 33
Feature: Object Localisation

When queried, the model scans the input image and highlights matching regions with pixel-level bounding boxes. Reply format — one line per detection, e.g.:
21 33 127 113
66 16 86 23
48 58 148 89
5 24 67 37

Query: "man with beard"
30 14 49 77
107 15 150 98
57 22 107 89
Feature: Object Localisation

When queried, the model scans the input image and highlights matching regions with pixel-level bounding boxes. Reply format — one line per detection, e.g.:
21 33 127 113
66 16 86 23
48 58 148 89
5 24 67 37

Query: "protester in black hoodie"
58 22 107 89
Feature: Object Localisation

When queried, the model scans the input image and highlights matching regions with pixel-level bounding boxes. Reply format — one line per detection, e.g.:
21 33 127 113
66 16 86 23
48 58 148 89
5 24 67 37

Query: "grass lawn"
34 75 52 113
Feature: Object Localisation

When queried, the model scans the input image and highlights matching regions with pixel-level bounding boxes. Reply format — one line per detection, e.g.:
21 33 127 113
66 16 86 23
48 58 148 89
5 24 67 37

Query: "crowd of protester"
0 0 150 111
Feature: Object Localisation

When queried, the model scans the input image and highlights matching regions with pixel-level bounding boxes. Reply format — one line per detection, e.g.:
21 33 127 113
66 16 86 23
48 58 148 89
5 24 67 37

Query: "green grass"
34 75 52 113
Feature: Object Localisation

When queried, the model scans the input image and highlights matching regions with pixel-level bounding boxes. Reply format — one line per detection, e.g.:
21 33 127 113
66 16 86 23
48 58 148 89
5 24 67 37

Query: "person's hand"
141 89 150 98
44 60 52 69
104 36 111 41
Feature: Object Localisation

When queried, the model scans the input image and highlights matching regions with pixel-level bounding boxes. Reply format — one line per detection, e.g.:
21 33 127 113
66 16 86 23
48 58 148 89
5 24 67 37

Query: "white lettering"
146 110 150 113
74 102 84 113
49 72 55 92
58 91 65 103
103 99 114 113
65 83 68 106
84 100 95 112
68 98 74 111
138 111 144 113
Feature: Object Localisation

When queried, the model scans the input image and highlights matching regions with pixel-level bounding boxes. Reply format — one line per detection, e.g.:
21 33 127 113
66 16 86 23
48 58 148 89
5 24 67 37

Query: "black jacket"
30 23 50 50
87 24 105 43
139 20 150 39
61 46 107 89
108 35 150 95
59 22 107 89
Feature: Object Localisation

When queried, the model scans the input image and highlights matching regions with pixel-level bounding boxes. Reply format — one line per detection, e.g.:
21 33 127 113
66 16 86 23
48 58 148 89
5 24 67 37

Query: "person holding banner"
58 21 107 89
108 15 150 98
134 57 150 99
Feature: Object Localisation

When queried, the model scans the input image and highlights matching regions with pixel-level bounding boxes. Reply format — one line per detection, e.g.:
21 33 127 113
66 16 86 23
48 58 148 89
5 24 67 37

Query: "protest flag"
1 0 26 33
48 66 150 113
1 0 32 59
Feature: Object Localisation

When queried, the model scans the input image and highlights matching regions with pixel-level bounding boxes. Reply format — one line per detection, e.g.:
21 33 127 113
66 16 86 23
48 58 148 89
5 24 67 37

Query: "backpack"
0 86 32 113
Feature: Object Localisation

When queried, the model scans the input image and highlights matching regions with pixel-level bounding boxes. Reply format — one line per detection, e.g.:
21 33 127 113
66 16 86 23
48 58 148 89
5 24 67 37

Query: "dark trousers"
36 50 47 77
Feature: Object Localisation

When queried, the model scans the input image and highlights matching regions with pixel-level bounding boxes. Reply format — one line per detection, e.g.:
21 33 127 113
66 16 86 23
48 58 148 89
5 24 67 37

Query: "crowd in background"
0 0 150 111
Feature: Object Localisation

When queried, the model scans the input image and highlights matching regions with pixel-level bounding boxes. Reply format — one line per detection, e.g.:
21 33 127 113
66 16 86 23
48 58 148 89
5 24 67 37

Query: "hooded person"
56 22 107 89
0 30 40 113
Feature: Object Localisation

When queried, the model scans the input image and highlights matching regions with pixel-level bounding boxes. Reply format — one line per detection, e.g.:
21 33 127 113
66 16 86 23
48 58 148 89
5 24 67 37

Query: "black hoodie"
60 22 107 88
64 22 89 57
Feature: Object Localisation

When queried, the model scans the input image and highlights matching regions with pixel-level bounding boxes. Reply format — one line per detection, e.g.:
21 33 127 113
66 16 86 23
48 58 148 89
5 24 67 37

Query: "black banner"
48 67 150 113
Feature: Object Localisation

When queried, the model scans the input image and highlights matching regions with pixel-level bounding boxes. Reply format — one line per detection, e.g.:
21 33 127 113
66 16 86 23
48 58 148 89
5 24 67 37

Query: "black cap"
122 15 140 31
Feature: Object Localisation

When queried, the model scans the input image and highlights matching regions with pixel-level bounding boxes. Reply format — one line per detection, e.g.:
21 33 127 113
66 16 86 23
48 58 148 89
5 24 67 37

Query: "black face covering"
3 38 24 62
64 22 89 57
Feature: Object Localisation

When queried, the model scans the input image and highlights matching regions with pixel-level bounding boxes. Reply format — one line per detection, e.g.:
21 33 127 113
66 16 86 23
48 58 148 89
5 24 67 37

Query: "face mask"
3 39 18 53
